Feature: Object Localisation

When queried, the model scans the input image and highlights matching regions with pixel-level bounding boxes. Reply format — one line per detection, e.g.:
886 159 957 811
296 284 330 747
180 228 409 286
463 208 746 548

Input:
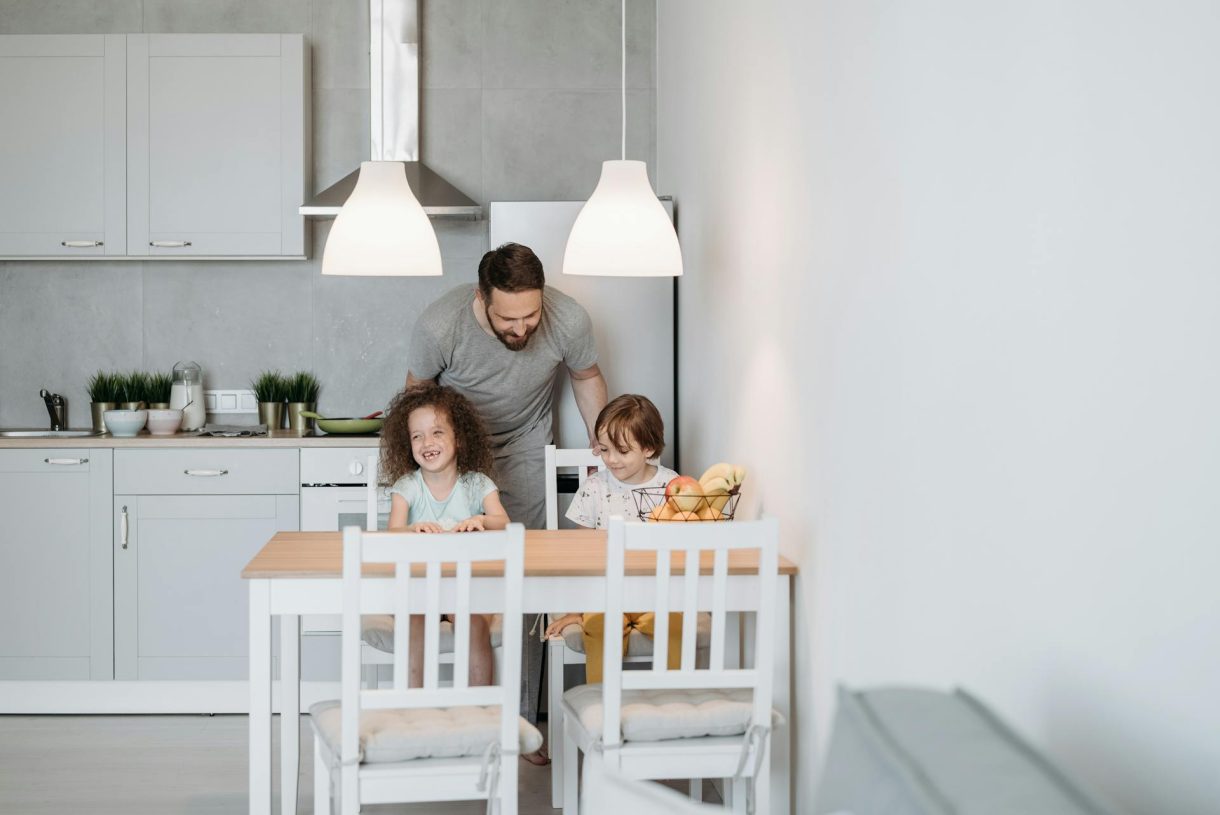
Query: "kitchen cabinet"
0 33 307 260
126 34 308 258
0 36 126 257
0 450 113 680
113 449 298 680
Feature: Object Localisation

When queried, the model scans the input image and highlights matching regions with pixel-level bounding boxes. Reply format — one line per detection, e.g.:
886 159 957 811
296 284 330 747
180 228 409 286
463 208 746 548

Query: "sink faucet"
40 389 66 431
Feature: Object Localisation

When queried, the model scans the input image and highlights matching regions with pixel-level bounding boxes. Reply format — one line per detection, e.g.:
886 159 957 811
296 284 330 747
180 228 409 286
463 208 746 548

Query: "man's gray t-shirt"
406 284 598 458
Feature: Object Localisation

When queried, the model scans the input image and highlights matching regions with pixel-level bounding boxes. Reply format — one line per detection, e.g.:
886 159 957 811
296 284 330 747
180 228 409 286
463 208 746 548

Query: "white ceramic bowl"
146 408 183 436
103 409 147 437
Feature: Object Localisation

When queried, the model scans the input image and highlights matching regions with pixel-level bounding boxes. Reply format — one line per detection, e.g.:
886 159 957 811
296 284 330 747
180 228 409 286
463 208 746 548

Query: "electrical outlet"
204 389 258 414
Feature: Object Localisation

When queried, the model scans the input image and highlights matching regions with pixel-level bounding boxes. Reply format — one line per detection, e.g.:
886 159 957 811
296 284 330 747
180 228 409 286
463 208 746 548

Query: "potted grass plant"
285 371 320 434
147 371 173 409
120 371 148 410
87 371 120 433
251 370 287 430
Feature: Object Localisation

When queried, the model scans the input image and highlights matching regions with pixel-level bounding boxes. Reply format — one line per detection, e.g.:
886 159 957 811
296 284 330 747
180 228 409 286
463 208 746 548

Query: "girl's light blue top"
389 470 497 529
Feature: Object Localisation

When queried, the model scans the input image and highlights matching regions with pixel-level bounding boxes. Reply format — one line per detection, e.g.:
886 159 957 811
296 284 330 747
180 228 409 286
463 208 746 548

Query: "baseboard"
0 680 341 714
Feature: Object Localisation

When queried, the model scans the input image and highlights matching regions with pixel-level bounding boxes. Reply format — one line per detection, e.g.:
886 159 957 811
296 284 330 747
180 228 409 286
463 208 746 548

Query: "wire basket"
632 486 740 522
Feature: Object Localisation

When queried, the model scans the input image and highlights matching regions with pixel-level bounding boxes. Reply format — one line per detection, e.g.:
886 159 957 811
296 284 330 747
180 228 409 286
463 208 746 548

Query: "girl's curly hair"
379 384 496 486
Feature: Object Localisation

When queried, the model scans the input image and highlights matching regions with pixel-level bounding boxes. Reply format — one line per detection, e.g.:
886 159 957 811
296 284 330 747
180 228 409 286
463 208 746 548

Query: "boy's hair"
380 384 495 485
595 394 665 457
477 242 545 303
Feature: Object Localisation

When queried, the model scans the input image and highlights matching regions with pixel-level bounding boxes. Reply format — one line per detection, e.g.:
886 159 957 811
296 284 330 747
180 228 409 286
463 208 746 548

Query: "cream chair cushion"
561 685 782 743
310 700 542 765
362 614 503 654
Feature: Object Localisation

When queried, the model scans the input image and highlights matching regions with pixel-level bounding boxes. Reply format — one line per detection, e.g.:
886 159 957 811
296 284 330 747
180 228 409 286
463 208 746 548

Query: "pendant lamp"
563 0 682 277
321 162 442 277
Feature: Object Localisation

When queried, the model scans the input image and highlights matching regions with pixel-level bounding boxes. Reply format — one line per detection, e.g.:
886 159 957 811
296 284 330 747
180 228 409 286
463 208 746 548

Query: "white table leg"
249 580 272 815
281 614 300 815
770 575 791 815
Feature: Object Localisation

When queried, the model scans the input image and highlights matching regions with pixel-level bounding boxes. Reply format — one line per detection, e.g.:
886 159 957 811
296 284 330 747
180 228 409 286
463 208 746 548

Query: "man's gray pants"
494 447 547 726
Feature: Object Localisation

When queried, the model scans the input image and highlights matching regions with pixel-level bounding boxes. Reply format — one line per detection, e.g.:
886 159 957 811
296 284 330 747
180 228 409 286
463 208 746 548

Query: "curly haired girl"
381 383 510 534
378 384 509 688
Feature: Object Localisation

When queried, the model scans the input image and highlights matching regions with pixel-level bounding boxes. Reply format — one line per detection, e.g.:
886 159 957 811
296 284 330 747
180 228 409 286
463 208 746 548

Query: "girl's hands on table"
406 521 444 534
453 515 486 532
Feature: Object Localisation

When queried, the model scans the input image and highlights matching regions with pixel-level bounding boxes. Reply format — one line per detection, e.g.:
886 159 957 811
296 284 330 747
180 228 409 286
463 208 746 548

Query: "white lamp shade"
321 161 443 276
562 160 682 277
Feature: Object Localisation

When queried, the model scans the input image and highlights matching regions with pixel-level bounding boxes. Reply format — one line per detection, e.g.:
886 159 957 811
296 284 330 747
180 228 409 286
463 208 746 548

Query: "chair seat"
310 699 542 766
561 684 781 744
362 614 503 654
556 612 712 656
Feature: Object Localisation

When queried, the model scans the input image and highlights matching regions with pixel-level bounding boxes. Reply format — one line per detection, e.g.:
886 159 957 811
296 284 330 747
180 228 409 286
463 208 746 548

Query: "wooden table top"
242 529 798 579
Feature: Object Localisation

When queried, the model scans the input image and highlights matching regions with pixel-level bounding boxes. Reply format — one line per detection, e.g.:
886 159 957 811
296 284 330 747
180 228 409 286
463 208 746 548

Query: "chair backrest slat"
453 560 472 689
423 561 441 690
709 547 728 670
392 570 410 690
601 516 779 751
543 444 607 530
680 553 700 671
651 551 671 671
340 524 525 772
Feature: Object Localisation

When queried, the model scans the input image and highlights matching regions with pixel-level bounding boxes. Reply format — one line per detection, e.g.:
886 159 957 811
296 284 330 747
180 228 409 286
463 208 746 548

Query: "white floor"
0 715 718 814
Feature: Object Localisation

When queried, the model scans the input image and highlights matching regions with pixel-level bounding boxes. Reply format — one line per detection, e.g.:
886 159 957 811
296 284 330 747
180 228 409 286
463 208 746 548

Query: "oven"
300 447 390 531
298 448 390 657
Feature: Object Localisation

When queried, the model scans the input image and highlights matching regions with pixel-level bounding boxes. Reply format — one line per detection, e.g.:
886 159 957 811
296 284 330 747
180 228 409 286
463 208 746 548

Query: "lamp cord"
621 0 627 160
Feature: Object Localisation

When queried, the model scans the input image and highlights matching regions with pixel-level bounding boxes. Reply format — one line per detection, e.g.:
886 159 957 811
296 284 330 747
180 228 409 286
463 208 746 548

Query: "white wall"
657 2 1220 813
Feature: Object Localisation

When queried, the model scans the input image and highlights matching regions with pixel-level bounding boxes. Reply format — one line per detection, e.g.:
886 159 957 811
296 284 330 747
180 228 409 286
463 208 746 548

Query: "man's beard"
487 307 536 351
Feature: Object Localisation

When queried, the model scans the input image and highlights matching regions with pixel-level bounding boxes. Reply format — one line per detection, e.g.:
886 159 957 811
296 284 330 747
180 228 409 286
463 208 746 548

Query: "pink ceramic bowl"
146 408 183 436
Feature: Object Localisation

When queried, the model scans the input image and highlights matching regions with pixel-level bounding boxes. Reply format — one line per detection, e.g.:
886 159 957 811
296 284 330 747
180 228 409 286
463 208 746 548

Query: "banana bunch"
697 462 746 513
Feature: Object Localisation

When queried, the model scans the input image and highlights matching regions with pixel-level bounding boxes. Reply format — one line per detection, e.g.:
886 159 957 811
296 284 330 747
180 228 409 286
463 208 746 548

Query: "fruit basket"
632 486 741 522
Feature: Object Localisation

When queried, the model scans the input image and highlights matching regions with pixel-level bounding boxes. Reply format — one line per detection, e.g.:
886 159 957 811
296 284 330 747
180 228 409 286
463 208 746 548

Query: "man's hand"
407 522 444 534
454 516 486 533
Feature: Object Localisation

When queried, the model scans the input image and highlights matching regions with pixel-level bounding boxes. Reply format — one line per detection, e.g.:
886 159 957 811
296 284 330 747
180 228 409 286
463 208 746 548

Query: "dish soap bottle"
170 361 206 431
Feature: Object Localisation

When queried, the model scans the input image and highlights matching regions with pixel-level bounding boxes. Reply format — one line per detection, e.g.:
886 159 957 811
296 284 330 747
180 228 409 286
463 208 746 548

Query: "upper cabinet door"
0 35 126 257
127 35 307 258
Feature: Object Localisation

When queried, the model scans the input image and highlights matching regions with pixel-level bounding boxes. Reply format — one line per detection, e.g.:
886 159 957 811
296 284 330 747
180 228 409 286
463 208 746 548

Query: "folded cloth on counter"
195 423 269 437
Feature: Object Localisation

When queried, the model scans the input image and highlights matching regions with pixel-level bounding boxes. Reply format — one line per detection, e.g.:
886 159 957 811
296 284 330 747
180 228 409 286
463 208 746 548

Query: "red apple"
665 475 703 513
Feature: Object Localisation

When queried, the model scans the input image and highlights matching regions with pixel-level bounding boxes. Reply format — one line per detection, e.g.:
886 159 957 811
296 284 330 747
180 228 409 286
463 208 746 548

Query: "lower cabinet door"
114 493 298 680
0 450 112 680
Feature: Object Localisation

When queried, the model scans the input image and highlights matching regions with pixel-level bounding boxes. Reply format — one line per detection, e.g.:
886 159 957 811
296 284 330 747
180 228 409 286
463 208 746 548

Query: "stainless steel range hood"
300 0 480 219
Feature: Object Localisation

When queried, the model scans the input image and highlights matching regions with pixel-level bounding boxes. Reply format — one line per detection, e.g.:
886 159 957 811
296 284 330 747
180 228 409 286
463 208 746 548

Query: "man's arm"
569 363 608 449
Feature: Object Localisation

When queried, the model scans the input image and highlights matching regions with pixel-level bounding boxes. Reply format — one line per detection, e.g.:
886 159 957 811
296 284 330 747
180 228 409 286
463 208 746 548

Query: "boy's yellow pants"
580 611 683 683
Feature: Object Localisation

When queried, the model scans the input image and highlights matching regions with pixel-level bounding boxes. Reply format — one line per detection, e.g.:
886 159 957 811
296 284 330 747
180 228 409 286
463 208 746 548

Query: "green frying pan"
299 410 385 435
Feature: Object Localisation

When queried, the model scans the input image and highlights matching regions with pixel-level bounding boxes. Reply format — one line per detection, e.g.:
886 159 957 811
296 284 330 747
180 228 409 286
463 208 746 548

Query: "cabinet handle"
61 240 103 248
45 457 88 465
120 505 129 550
150 240 192 248
184 468 228 477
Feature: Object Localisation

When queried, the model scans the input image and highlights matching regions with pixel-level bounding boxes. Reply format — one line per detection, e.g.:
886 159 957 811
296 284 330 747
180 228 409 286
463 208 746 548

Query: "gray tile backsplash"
0 0 656 427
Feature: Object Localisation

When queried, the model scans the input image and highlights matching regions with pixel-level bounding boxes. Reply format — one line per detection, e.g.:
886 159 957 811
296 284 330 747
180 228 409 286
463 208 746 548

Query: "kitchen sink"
0 430 98 438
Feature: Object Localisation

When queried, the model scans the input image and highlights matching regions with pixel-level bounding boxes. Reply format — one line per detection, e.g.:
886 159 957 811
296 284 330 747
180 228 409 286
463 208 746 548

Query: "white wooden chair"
561 517 780 815
310 523 537 815
360 454 504 687
545 445 648 807
544 446 716 808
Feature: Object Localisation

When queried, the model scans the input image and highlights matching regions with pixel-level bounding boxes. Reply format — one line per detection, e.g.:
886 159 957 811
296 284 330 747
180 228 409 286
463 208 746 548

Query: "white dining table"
242 529 796 815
